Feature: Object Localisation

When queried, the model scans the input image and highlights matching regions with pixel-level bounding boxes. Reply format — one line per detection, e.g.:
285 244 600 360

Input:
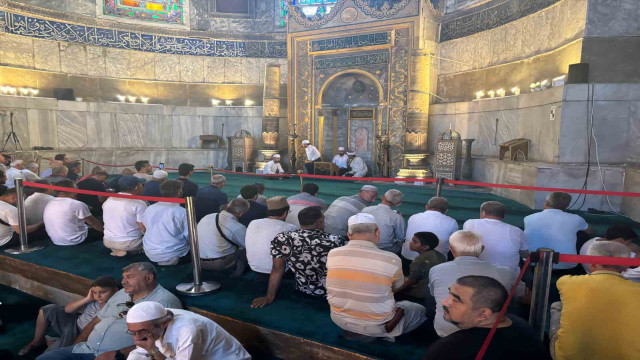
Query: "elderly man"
323 185 378 236
525 191 593 272
22 162 40 181
25 180 55 226
78 166 106 183
195 175 228 222
285 183 326 227
142 170 168 204
125 302 249 360
332 147 349 176
362 189 405 253
40 154 70 178
133 160 153 182
5 159 25 188
0 185 43 247
550 241 640 360
142 181 190 266
43 180 104 246
176 163 199 198
252 206 346 308
76 171 109 217
579 225 640 278
106 168 135 192
263 154 285 174
102 176 147 257
44 165 70 185
343 151 367 178
429 230 524 337
237 184 268 227
197 198 249 276
66 161 82 182
424 276 545 359
463 201 528 272
246 196 298 275
36 262 182 360
326 213 426 340
301 140 321 174
402 197 459 260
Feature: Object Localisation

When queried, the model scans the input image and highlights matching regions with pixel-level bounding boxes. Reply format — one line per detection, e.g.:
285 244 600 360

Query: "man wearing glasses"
37 262 182 360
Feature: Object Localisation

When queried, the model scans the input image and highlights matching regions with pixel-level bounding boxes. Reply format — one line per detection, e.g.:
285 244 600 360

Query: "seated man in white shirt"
197 198 249 277
125 302 250 360
263 154 285 174
246 196 298 276
343 151 367 177
43 180 104 245
5 159 25 188
579 225 640 280
103 176 148 257
332 147 349 176
402 197 459 261
302 140 321 174
22 162 40 181
142 180 190 266
463 201 528 272
0 185 43 247
25 180 55 226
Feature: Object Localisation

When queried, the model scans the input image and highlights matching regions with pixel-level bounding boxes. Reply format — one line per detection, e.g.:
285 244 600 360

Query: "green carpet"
0 285 49 359
2 172 638 359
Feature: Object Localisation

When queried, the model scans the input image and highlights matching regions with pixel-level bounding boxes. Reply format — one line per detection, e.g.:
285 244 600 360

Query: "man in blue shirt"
195 175 228 222
142 170 168 204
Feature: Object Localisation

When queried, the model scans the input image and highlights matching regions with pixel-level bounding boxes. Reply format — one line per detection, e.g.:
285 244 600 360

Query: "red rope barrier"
447 179 640 197
298 173 437 183
557 254 640 266
23 181 186 204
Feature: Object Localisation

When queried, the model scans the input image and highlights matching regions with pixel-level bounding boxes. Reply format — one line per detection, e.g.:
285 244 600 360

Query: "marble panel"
586 0 639 37
242 58 260 84
105 48 132 79
116 113 146 148
129 52 156 80
59 43 87 75
58 101 88 112
627 102 640 163
629 85 640 101
166 150 214 170
558 101 589 163
27 109 57 148
144 115 173 148
33 39 60 72
76 151 117 175
204 57 225 83
0 33 34 68
256 58 267 85
25 97 57 110
114 151 151 170
56 110 87 148
86 112 116 148
563 84 589 101
593 84 631 101
224 58 243 84
172 115 203 148
155 54 181 82
83 46 106 77
279 58 288 84
0 109 29 150
180 57 205 83
590 100 631 163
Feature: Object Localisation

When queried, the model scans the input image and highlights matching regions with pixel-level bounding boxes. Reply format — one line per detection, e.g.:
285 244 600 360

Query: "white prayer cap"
302 140 310 145
347 151 356 156
10 159 23 167
338 147 345 151
272 154 281 158
126 301 167 324
360 185 378 192
348 213 377 227
152 170 168 179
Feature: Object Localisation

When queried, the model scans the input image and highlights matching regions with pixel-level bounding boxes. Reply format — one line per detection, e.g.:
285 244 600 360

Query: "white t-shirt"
463 218 528 272
402 210 459 260
102 194 147 242
332 154 348 168
25 192 54 225
245 218 298 273
43 197 92 245
0 200 18 246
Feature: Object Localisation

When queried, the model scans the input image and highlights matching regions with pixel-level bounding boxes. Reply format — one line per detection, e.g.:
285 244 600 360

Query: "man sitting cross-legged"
102 176 147 257
285 183 326 228
326 213 427 341
19 276 119 356
393 231 446 299
36 262 182 360
423 276 546 359
251 206 346 308
0 185 43 247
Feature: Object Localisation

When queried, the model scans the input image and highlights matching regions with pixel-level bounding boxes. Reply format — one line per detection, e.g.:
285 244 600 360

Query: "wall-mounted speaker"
567 63 589 84
53 88 74 101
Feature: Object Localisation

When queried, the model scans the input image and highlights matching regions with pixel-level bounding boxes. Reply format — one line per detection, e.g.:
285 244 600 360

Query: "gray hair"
587 241 631 272
211 175 226 186
51 165 68 176
449 230 483 256
26 162 39 171
121 168 135 175
480 201 506 219
383 189 404 206
427 197 449 213
152 310 175 326
226 198 250 216
10 159 23 167
122 262 157 279
546 192 572 210
348 223 379 236
91 166 106 174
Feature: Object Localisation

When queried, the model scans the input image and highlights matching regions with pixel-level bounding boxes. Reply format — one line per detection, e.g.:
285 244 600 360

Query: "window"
208 0 254 17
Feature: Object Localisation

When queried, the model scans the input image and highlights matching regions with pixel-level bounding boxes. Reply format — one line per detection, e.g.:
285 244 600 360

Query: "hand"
134 334 158 353
85 287 94 301
251 296 274 308
95 351 116 360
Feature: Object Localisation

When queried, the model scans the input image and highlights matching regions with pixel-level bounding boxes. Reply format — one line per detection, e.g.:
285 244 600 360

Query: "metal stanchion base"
176 281 221 296
4 245 44 254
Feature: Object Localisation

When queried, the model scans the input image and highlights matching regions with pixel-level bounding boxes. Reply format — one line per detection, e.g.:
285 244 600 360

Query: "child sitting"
19 276 119 356
394 232 446 299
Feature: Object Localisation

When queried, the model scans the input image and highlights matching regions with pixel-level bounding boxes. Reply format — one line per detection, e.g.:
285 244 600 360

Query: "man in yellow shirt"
550 241 640 359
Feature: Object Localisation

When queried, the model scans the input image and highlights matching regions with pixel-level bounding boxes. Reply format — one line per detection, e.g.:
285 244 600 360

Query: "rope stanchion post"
176 196 221 296
297 170 304 192
529 248 555 340
435 177 445 197
5 178 43 254
209 165 214 179
80 157 85 176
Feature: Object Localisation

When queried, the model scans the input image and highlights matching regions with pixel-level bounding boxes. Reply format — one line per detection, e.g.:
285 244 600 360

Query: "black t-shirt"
76 178 106 217
176 177 199 198
423 315 548 360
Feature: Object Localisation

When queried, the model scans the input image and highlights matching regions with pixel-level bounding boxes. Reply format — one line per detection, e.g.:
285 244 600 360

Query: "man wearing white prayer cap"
331 147 349 175
323 185 378 236
343 150 368 178
326 213 427 340
262 154 284 175
301 140 321 174
125 301 250 360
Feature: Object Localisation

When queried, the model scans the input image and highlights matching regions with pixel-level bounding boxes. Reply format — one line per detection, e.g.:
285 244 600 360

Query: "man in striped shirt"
326 213 427 340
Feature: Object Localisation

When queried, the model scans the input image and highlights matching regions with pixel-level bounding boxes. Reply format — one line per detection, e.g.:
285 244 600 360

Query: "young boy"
394 232 447 298
19 276 119 356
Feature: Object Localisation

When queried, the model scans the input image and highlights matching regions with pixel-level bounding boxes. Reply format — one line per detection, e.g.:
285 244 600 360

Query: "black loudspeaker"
567 63 589 84
53 88 74 100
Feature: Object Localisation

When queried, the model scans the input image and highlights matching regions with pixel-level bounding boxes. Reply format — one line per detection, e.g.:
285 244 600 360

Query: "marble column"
262 64 280 149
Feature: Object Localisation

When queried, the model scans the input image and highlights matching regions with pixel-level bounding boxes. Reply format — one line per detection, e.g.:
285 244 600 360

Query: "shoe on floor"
158 257 180 266
110 250 127 257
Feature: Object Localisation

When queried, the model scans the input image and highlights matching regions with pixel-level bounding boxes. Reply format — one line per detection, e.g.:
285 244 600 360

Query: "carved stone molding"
289 0 347 29
353 0 411 19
